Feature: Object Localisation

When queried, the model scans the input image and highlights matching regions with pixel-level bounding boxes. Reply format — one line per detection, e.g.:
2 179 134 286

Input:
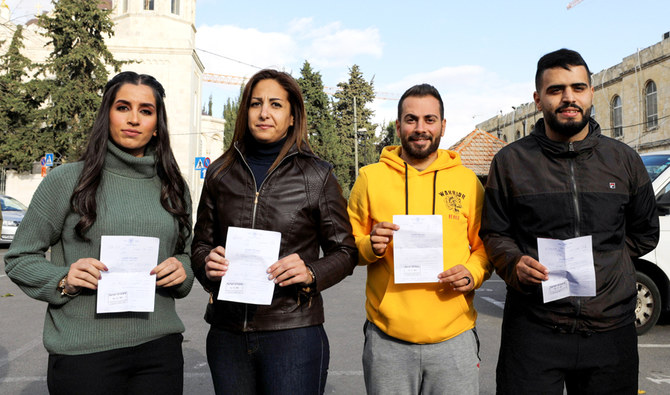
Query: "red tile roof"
449 129 506 176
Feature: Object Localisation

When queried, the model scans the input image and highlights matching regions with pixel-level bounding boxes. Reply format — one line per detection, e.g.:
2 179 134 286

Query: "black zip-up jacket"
191 142 357 332
480 119 659 333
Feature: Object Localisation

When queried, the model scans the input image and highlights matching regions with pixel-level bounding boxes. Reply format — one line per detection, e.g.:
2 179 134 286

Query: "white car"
1 195 27 246
636 152 670 334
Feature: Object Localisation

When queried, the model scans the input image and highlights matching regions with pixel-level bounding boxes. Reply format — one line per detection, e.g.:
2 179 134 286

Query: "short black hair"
397 83 444 120
535 48 591 92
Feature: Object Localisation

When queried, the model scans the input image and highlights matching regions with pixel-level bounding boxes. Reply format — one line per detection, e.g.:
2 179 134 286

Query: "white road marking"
481 296 505 309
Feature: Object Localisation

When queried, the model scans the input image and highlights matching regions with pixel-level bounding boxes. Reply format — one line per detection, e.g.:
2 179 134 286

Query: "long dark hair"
70 71 191 253
217 69 310 173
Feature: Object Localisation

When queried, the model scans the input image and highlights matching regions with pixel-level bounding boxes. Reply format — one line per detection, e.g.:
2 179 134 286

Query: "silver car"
1 195 28 246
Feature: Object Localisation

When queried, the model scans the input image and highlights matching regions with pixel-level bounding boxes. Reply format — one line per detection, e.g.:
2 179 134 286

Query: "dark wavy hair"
70 71 191 253
216 69 310 173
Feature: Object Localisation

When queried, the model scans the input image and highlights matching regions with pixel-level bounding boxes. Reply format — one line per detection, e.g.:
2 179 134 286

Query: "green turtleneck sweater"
4 141 194 355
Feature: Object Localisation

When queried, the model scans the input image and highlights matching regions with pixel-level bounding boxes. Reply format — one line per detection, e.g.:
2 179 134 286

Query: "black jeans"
47 333 184 395
206 324 330 395
496 308 638 395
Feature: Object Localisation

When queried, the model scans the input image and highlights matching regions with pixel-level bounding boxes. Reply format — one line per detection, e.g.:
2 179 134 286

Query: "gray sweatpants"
362 321 480 395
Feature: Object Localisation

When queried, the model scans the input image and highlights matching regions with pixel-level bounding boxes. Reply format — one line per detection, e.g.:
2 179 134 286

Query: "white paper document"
217 226 281 305
96 235 160 313
392 215 444 284
537 235 596 303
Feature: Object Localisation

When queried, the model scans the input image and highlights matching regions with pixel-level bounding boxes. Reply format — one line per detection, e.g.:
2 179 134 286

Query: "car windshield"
1 196 28 212
642 154 670 182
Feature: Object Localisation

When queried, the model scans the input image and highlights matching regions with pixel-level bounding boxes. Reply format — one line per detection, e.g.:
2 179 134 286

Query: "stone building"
476 32 670 153
0 0 224 205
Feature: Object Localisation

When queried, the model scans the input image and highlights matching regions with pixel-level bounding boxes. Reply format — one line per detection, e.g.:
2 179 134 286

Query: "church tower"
107 0 204 189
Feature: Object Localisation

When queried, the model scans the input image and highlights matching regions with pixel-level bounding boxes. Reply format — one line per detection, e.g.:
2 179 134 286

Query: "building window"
122 0 128 12
144 0 154 10
171 0 180 14
645 80 658 130
515 130 521 141
611 95 623 138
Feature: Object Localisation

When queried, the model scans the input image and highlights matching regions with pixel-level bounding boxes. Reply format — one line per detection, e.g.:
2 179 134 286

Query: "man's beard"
544 103 592 138
400 132 441 160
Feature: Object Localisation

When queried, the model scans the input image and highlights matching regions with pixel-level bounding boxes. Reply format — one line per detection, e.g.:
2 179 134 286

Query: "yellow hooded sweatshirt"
348 146 492 344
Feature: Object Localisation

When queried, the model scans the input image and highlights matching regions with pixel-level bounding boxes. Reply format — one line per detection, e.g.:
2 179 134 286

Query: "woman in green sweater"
4 71 193 395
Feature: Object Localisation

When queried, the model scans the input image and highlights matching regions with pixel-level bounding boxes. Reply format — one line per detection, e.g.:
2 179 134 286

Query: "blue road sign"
200 168 207 179
195 157 206 170
45 153 54 167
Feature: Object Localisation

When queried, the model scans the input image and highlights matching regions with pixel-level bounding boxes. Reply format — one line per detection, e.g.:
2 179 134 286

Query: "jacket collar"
531 118 601 157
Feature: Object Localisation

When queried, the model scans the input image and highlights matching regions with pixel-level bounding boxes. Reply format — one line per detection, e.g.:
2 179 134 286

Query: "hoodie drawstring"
404 162 438 215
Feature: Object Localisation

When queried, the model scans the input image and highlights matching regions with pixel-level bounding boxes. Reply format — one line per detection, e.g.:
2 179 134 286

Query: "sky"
6 0 670 148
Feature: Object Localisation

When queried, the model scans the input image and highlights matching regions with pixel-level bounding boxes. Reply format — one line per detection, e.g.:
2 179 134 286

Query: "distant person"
191 69 357 395
347 83 492 394
480 49 659 394
5 71 193 395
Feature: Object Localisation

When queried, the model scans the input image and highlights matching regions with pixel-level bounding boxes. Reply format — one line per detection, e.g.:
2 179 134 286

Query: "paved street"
1 245 669 394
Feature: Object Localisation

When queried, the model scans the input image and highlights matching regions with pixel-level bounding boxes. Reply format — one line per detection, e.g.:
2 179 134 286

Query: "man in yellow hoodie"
348 83 492 394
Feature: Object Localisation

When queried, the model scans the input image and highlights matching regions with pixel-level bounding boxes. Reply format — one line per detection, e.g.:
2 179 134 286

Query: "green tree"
297 61 340 165
333 64 377 193
207 94 213 116
222 84 243 150
37 0 124 161
377 120 400 153
0 25 46 172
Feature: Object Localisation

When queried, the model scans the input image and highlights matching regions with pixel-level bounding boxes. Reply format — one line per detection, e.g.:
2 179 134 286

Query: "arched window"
645 81 658 130
503 134 508 142
611 95 623 138
515 130 521 141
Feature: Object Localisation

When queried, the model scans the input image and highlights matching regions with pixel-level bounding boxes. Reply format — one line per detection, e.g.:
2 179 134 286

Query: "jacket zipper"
234 145 298 330
568 141 582 332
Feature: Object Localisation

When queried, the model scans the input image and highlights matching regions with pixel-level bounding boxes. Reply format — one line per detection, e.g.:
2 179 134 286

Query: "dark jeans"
47 333 184 395
496 307 638 395
206 324 330 395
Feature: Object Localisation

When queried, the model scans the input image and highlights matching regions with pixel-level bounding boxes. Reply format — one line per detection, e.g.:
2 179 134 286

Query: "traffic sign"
45 153 54 167
195 157 211 170
200 169 207 179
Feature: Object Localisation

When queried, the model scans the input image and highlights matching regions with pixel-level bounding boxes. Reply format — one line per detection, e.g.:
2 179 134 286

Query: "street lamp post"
353 96 358 177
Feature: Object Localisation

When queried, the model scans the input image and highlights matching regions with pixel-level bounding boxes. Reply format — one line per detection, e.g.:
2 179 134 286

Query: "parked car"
0 195 28 246
636 151 670 334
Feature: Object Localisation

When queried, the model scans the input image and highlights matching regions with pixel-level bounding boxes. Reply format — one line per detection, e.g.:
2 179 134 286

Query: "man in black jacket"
480 48 659 394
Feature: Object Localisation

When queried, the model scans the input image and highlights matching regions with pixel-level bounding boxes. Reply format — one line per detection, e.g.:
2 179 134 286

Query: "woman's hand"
65 258 108 293
267 253 313 287
152 257 187 287
205 246 229 282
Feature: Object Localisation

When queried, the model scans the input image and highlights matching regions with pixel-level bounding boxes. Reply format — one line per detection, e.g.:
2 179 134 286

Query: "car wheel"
635 272 661 336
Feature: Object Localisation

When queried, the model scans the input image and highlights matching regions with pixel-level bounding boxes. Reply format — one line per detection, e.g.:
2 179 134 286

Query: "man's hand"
370 221 400 256
516 255 549 285
438 264 474 292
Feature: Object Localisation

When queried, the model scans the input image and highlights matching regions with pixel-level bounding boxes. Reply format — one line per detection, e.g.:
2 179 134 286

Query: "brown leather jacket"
191 142 357 332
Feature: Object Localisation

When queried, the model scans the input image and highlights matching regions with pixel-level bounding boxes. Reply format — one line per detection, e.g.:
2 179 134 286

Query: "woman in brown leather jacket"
191 69 357 395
